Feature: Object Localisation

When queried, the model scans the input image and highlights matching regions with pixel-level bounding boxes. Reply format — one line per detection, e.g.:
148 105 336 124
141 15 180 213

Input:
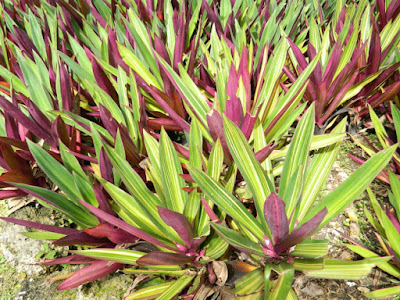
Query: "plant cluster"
0 0 399 299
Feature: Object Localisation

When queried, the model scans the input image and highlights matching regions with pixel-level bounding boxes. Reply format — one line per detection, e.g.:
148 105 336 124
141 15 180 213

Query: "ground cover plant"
0 0 399 299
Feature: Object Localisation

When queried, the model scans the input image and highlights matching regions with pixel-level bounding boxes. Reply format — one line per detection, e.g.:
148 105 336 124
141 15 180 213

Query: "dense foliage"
0 0 399 298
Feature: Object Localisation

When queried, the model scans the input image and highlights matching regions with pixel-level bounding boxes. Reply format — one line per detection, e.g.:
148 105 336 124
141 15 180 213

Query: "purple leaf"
0 96 55 144
57 261 123 290
386 207 400 235
146 85 190 133
322 43 343 85
0 141 29 171
13 26 38 60
173 8 186 70
137 251 195 266
0 189 26 199
25 98 53 134
91 56 118 102
386 244 400 269
99 105 118 136
264 193 289 244
238 46 251 111
0 217 79 235
207 110 232 162
0 137 28 150
59 62 73 111
148 118 183 131
99 148 113 183
53 232 110 246
201 197 221 224
42 254 97 265
51 116 70 147
107 28 128 71
0 170 36 185
275 207 327 253
240 113 256 140
157 206 193 247
92 182 116 216
77 199 176 251
83 223 139 245
287 39 308 70
254 143 276 164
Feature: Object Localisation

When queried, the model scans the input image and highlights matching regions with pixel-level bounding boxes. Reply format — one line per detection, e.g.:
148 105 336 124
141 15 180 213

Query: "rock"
357 286 370 294
300 282 325 297
0 206 52 276
14 264 135 300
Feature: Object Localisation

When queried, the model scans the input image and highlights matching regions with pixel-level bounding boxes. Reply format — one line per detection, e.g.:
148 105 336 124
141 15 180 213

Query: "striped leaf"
279 104 314 210
156 275 195 300
297 118 346 221
365 286 400 299
267 262 295 300
211 223 265 256
223 116 272 234
125 282 174 300
98 177 175 242
71 249 145 265
188 165 265 241
160 129 187 213
346 244 400 279
27 140 80 202
303 144 397 230
233 268 264 296
290 240 328 258
293 258 324 271
305 257 391 279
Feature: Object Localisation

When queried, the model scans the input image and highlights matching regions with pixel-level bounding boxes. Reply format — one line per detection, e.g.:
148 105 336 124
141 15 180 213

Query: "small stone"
346 281 356 287
301 282 325 297
357 287 371 293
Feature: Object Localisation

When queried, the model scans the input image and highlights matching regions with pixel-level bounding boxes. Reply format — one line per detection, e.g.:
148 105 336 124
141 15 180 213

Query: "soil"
0 138 399 300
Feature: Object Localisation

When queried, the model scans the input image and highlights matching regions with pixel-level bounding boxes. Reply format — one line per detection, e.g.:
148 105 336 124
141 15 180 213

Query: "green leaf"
117 42 161 89
73 173 97 207
71 249 145 264
188 165 265 241
183 190 201 227
160 129 186 213
12 183 98 228
267 262 294 300
155 54 210 127
21 231 66 240
346 244 400 279
233 268 264 295
103 144 162 211
59 143 86 179
156 275 195 300
279 104 314 212
203 231 229 259
389 171 400 217
211 223 265 256
189 118 203 169
305 257 391 279
98 177 177 244
297 118 346 221
303 144 397 230
125 282 174 300
27 140 80 201
291 240 328 258
365 286 400 299
18 53 53 112
293 258 324 271
223 117 272 233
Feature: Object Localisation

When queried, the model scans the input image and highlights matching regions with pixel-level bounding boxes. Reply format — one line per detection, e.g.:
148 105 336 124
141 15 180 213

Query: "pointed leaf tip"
276 207 327 253
264 193 289 244
157 206 193 248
